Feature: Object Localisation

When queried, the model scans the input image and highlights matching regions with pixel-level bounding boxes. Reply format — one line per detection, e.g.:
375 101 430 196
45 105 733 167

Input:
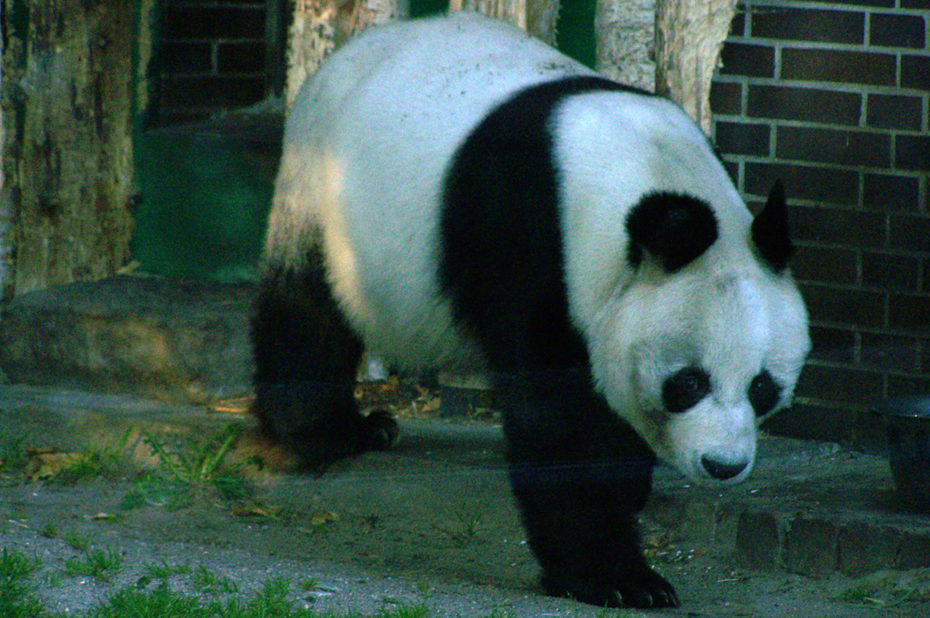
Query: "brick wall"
158 0 270 123
710 0 930 447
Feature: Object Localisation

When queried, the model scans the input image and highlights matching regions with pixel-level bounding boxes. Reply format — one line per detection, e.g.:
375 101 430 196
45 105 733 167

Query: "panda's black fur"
251 12 809 610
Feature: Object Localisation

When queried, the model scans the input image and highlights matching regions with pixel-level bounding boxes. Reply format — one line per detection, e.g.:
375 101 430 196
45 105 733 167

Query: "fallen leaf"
232 502 283 519
212 395 253 414
310 511 340 526
26 450 84 481
417 397 441 413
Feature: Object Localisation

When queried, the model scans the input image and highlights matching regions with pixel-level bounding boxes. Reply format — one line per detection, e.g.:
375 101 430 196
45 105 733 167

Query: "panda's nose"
701 454 748 480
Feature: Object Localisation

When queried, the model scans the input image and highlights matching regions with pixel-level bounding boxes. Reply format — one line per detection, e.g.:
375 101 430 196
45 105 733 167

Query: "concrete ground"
1 276 929 616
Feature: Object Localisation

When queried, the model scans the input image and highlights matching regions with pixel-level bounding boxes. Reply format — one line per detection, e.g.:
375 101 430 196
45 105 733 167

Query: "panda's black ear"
751 180 793 273
626 192 719 273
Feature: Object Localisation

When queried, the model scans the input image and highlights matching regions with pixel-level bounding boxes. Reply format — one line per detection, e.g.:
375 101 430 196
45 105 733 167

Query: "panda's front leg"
498 369 679 609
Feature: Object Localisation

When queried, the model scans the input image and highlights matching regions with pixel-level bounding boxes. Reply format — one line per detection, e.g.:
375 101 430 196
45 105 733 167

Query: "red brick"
735 511 781 571
162 6 265 40
800 284 886 330
808 325 856 364
719 42 775 78
895 135 930 172
789 205 885 248
714 121 770 156
710 81 743 116
867 94 924 131
870 13 926 49
860 332 919 372
747 85 861 125
784 516 838 577
793 244 858 285
889 214 930 253
887 375 930 400
864 173 921 212
889 293 930 331
902 55 930 90
776 126 890 167
837 523 903 576
862 252 921 292
794 362 885 405
781 48 896 87
750 8 864 44
745 163 859 207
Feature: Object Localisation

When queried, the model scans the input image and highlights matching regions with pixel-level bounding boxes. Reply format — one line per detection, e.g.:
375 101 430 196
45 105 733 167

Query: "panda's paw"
614 567 679 609
362 409 399 450
543 567 678 609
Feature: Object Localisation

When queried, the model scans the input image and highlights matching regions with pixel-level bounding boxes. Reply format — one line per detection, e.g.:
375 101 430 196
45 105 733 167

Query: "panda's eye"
662 367 711 414
749 370 781 416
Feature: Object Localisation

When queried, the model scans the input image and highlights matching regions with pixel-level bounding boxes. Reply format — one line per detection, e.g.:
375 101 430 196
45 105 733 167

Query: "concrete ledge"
647 438 930 579
0 275 256 403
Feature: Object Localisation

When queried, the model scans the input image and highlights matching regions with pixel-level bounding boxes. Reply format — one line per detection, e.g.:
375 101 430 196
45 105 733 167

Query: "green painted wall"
132 126 277 282
131 1 596 282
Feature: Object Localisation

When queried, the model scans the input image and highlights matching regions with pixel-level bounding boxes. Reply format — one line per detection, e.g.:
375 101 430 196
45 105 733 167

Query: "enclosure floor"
1 275 928 615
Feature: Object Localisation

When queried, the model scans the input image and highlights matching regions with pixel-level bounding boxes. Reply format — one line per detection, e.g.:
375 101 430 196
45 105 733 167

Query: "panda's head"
590 182 810 484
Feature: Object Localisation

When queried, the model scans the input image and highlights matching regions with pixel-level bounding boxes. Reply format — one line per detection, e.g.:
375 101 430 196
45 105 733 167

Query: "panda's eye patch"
749 370 780 416
662 367 711 414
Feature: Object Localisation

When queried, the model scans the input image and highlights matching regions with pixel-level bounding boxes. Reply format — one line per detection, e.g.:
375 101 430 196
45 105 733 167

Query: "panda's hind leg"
250 252 398 466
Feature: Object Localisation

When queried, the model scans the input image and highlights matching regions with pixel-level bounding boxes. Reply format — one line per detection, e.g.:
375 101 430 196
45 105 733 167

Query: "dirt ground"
2 383 930 617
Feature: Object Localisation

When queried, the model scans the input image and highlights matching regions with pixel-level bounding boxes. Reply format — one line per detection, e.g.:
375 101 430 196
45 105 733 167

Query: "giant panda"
251 11 810 609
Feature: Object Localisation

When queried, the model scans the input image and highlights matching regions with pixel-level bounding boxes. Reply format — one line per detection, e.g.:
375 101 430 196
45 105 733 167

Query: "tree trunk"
595 0 656 92
0 0 135 299
450 0 528 30
0 2 9 300
450 0 561 43
654 0 737 133
285 0 408 108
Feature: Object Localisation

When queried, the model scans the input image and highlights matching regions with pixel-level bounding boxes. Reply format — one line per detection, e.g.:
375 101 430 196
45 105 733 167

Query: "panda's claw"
542 568 678 609
615 568 680 609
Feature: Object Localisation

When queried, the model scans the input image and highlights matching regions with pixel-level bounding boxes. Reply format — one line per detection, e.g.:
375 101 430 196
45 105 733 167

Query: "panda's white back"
265 11 785 381
268 12 597 371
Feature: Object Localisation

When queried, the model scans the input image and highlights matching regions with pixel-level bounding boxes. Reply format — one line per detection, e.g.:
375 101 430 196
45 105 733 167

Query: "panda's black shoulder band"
626 192 719 273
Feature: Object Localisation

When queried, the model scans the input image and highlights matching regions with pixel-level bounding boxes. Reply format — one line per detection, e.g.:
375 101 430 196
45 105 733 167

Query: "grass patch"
46 430 134 484
64 529 90 552
380 603 430 618
191 565 240 595
836 569 930 607
64 547 123 581
0 433 29 475
0 550 511 618
0 549 45 618
432 501 484 549
145 560 191 579
124 425 259 510
84 577 321 617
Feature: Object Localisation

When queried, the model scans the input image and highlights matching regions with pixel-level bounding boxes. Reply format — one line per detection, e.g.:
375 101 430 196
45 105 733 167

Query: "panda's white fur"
268 13 589 373
266 11 809 484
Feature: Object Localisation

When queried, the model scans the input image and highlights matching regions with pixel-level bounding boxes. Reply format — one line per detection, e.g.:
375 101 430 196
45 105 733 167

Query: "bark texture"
1 0 135 299
654 0 737 133
450 0 560 43
595 0 656 92
286 0 407 108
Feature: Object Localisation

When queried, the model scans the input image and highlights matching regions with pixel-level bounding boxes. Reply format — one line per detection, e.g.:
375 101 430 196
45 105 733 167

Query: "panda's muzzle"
700 453 749 481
